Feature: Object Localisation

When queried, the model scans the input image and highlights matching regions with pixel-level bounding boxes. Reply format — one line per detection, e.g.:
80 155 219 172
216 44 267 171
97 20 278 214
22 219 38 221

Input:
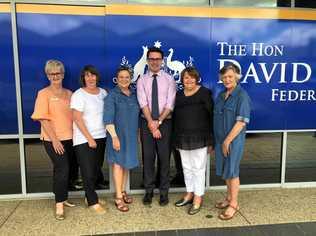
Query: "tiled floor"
0 188 316 235
97 222 316 236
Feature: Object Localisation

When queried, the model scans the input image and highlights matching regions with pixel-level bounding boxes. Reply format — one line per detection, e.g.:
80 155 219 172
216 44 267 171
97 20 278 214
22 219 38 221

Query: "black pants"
44 140 73 203
141 118 172 195
68 145 79 187
96 138 106 185
75 138 106 206
156 149 182 183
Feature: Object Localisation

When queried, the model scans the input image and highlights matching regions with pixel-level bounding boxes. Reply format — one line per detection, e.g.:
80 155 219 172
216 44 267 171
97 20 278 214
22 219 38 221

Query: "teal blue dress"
213 84 251 179
103 86 140 169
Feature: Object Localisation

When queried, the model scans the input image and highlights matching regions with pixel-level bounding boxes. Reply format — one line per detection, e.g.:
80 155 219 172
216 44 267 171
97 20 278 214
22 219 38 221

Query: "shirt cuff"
139 103 148 109
31 114 51 121
236 116 249 123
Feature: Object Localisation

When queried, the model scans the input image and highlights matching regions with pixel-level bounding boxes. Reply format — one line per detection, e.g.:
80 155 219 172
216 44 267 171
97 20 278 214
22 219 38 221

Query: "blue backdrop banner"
3 6 315 134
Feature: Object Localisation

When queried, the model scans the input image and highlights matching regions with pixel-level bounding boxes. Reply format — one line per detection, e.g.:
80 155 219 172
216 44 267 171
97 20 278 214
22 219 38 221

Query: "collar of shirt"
113 85 135 96
221 84 241 99
148 70 162 78
230 84 241 97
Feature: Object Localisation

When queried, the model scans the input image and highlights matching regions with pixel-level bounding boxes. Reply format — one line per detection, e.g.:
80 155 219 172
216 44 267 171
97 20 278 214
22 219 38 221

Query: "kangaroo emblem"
133 46 148 83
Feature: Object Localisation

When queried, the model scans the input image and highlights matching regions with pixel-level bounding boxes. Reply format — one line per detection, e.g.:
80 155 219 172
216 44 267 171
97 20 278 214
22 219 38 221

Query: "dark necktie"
151 74 159 120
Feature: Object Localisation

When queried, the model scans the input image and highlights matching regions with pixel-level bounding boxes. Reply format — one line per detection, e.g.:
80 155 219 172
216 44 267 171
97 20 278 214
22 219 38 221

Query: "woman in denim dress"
213 63 251 220
103 66 140 212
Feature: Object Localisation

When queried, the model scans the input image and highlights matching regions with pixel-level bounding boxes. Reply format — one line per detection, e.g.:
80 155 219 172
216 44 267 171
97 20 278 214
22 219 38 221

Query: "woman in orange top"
31 60 75 220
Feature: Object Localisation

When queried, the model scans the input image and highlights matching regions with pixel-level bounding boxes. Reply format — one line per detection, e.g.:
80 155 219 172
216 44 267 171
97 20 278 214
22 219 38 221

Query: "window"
210 133 282 185
0 139 21 194
213 0 291 7
295 0 316 8
285 132 316 182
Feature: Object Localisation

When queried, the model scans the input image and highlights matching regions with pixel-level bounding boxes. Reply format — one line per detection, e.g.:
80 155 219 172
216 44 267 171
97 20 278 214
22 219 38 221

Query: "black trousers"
141 118 172 195
96 138 106 185
44 140 73 203
68 144 79 187
75 138 106 206
156 149 183 183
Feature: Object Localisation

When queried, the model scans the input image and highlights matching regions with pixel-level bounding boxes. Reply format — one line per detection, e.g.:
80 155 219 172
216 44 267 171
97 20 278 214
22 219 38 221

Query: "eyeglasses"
47 72 64 77
147 58 163 62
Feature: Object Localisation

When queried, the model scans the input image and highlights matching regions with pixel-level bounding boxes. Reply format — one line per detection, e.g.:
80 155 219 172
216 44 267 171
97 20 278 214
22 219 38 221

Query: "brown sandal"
115 198 129 212
215 198 230 209
218 204 239 220
122 191 133 204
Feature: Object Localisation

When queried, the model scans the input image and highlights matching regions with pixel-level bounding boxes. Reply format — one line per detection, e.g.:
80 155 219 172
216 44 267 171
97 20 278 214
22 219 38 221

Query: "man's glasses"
147 58 163 62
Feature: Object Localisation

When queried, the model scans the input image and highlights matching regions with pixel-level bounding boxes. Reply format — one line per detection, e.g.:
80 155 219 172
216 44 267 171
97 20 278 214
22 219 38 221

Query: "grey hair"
219 63 241 82
45 59 65 74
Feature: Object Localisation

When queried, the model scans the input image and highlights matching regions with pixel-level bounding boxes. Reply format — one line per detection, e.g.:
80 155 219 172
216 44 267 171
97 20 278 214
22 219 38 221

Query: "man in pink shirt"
137 47 176 206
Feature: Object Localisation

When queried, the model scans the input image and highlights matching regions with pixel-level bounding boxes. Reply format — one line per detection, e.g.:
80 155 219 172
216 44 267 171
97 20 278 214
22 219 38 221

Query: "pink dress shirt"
137 70 176 116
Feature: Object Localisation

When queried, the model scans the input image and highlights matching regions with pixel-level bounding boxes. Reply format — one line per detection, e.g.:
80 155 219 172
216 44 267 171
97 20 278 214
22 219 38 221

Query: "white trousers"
178 147 208 197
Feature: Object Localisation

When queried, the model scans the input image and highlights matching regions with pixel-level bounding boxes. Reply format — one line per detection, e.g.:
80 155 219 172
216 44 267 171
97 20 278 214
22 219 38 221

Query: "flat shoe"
175 198 193 207
55 212 65 220
98 199 106 205
89 204 106 215
188 204 201 215
64 201 76 207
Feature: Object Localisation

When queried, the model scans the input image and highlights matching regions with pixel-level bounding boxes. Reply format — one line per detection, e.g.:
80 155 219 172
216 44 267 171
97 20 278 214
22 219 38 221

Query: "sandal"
215 198 230 209
218 204 239 220
115 198 129 212
89 204 106 215
122 191 133 204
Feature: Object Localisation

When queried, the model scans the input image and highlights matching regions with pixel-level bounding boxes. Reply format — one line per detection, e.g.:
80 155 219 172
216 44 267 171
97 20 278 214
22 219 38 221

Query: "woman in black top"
173 67 214 215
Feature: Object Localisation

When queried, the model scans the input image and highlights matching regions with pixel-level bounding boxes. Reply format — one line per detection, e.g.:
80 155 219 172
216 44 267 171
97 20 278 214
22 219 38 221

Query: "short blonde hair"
45 59 65 74
219 63 241 82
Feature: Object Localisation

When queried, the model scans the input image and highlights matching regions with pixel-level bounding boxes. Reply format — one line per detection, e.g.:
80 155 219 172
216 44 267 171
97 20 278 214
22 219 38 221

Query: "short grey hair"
45 59 65 74
219 63 241 82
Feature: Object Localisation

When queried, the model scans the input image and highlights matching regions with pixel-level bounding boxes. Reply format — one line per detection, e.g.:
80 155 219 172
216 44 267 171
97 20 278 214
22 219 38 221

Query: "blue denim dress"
103 86 140 169
213 84 251 179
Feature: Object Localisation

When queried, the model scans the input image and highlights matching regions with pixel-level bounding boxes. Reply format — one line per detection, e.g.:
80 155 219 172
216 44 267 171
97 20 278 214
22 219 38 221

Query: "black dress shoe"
175 198 193 207
159 195 169 206
143 192 153 205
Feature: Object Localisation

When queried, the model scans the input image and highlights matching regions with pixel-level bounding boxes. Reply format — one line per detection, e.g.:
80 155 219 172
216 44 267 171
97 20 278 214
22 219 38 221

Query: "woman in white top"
71 65 107 214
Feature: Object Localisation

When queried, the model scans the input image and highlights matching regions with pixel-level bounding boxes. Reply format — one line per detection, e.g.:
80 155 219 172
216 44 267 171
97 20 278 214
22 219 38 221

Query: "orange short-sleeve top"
31 87 73 141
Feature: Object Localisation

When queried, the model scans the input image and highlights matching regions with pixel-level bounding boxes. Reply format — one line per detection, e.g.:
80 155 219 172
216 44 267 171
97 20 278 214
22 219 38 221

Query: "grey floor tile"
115 233 135 236
177 229 197 236
197 227 262 236
296 222 316 236
157 230 177 236
135 231 156 236
196 228 212 236
255 223 304 236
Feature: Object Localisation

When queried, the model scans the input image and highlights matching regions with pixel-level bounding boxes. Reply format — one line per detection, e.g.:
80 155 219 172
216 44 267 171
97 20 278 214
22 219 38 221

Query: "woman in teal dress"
103 66 139 212
213 63 251 220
